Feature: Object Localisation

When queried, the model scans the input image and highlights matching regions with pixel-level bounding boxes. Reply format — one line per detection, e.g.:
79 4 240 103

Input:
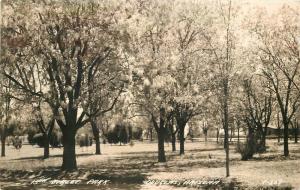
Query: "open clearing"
0 140 300 189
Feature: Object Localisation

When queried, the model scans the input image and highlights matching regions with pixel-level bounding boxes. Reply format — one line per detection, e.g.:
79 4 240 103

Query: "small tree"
31 100 57 159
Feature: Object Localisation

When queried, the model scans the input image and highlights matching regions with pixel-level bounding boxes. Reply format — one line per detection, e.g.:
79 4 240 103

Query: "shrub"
106 130 119 144
31 131 62 147
236 140 257 160
32 133 44 147
105 122 132 145
27 128 38 145
12 136 22 149
132 127 143 140
117 124 129 144
236 129 271 160
49 132 62 147
78 134 93 147
129 140 134 147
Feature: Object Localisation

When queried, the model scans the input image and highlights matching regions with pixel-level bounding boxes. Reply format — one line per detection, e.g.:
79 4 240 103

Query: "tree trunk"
61 130 77 171
223 79 230 177
205 132 208 142
157 128 166 162
1 127 6 157
237 127 240 144
169 118 176 152
1 137 5 157
295 122 298 143
179 128 185 155
277 128 281 143
150 127 153 142
277 113 281 143
283 121 289 157
216 128 219 143
224 127 229 176
243 127 255 160
43 134 50 159
261 132 266 149
95 135 101 154
171 133 176 151
91 119 101 155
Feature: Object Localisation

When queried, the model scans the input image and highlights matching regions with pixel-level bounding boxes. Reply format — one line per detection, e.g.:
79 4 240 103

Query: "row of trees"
1 0 299 177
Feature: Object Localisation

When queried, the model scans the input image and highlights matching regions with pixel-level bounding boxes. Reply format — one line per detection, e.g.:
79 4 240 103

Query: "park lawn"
0 139 299 189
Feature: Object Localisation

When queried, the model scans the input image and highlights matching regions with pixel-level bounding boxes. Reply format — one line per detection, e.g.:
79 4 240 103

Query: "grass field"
0 139 300 189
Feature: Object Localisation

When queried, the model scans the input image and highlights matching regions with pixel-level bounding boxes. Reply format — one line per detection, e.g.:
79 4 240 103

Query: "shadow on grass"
250 154 300 161
186 147 224 153
0 147 250 190
82 149 238 174
12 153 94 161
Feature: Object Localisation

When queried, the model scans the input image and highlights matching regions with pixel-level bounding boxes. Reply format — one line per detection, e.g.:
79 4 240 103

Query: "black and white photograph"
0 0 300 189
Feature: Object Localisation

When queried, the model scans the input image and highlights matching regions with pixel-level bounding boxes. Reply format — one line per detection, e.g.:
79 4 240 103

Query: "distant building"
266 125 299 136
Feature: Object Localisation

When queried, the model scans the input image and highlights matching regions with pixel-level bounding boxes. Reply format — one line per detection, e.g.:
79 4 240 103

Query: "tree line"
0 0 299 177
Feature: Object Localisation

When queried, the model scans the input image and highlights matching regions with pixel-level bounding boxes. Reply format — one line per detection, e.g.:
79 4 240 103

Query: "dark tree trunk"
237 127 240 144
295 122 298 143
179 128 185 155
277 113 281 143
242 127 256 160
61 130 77 171
261 130 266 148
169 118 176 152
277 128 281 143
224 127 229 176
38 117 55 159
1 127 6 157
256 124 266 152
1 137 5 157
216 128 219 143
171 133 176 151
43 134 50 159
91 119 101 155
95 135 101 154
157 128 166 162
150 127 153 142
223 78 230 177
283 121 289 157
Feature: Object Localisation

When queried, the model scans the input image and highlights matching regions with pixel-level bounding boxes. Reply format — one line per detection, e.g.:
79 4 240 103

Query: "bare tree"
242 78 273 150
200 0 235 177
254 7 300 156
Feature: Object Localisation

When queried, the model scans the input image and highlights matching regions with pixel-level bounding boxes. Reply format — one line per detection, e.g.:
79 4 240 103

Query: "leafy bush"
31 131 62 147
236 140 257 161
49 131 62 147
132 127 143 140
106 130 119 144
237 135 269 160
78 134 93 147
27 128 38 145
117 124 129 144
129 140 134 146
32 133 44 147
105 122 132 145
